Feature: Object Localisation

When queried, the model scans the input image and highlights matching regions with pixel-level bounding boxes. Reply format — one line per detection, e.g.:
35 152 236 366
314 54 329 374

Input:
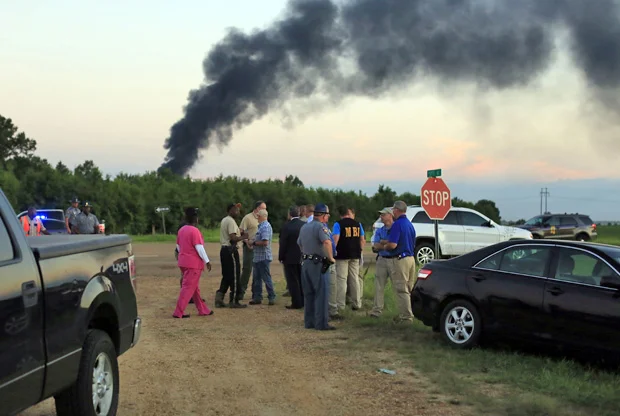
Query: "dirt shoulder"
20 242 464 416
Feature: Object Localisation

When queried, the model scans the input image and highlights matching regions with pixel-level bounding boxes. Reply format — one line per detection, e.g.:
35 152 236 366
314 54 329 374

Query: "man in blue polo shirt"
382 200 417 322
370 207 396 317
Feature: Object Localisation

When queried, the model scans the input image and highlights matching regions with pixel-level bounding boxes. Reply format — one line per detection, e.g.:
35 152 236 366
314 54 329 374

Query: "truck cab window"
0 215 15 262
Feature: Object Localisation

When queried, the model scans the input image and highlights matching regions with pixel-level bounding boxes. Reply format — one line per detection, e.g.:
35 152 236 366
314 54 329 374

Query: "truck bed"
27 234 132 260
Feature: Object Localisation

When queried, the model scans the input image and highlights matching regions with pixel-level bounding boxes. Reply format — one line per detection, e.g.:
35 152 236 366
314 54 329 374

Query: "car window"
0 214 15 263
544 216 560 226
554 247 620 287
524 216 544 226
560 216 577 226
411 210 458 225
459 211 488 227
578 215 594 226
475 246 551 277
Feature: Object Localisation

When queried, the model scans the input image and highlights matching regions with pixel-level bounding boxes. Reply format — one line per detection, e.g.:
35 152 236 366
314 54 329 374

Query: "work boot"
214 291 227 308
230 302 248 309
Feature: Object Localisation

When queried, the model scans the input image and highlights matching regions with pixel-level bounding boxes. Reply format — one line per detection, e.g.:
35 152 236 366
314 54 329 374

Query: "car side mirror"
485 220 494 227
600 275 620 290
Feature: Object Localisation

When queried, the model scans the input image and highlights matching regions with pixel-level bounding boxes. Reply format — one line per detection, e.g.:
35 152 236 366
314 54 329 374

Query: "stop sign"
421 178 451 220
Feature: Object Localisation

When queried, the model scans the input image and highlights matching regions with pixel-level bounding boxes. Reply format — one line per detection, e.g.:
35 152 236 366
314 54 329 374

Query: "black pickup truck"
0 189 141 416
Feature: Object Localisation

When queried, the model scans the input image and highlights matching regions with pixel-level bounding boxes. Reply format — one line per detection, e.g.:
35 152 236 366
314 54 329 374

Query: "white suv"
371 206 533 265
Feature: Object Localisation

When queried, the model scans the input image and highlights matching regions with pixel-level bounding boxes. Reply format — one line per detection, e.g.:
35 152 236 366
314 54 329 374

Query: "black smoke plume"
160 0 620 176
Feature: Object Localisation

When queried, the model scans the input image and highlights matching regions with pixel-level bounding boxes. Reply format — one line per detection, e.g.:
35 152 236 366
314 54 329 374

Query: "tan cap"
378 207 393 215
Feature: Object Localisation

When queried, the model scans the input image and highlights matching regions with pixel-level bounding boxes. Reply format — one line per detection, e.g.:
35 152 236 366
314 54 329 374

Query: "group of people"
20 197 102 237
172 200 419 332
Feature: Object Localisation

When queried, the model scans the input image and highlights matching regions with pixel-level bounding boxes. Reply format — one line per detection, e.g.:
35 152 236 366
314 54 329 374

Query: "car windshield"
524 216 546 226
599 246 620 265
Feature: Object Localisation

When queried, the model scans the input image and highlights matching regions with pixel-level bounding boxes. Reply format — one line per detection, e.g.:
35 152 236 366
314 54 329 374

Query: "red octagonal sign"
421 177 452 220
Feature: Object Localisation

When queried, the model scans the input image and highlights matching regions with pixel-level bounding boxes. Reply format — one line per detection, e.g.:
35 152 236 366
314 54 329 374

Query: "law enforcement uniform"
296 203 335 331
73 202 100 234
65 197 81 233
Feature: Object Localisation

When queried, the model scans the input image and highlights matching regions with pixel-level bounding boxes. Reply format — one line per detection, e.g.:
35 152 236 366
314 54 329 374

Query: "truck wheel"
439 299 481 349
415 242 436 265
575 233 590 241
55 329 119 416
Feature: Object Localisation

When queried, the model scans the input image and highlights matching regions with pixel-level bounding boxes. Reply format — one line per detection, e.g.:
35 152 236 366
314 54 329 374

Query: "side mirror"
485 220 494 227
600 275 620 290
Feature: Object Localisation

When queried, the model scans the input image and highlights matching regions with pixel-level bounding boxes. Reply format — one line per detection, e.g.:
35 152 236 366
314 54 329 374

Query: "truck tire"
415 242 436 265
55 329 119 416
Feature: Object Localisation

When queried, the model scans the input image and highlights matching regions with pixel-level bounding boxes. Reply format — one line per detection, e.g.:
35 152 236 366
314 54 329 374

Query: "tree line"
0 114 502 234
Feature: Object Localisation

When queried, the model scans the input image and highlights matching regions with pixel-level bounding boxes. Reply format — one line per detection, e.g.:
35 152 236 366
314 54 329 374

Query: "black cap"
185 207 199 217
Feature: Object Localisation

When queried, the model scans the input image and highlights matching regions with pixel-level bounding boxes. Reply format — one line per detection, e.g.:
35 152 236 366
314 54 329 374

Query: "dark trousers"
218 246 241 302
284 263 304 308
301 260 330 330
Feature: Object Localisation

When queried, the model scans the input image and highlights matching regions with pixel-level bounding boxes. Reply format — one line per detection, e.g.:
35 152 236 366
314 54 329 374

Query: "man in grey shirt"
65 197 81 233
72 202 101 234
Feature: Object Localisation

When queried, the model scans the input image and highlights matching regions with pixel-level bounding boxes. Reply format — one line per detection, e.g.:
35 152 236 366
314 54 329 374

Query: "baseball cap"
257 209 268 217
379 207 393 215
314 203 329 214
185 207 199 217
227 202 242 211
392 201 407 212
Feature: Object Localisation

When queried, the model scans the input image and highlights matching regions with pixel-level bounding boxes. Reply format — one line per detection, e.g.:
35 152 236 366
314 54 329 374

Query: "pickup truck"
371 206 533 265
0 189 141 416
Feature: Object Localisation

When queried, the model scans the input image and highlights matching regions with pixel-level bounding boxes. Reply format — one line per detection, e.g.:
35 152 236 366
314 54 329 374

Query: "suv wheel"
415 242 436 265
55 329 119 416
576 233 590 242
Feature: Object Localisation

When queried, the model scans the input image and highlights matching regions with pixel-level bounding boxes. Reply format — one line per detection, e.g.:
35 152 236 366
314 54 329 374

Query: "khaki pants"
371 256 395 316
336 259 361 309
389 256 417 321
328 264 338 315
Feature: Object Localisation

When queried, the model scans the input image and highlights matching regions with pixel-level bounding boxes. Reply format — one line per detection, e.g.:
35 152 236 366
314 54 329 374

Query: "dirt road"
20 242 462 416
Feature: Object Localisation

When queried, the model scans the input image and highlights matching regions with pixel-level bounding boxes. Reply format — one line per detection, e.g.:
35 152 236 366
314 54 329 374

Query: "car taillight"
417 268 432 279
592 223 597 230
128 255 137 292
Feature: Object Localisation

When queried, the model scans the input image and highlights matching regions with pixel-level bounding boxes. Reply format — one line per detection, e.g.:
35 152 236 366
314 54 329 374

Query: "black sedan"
411 239 620 353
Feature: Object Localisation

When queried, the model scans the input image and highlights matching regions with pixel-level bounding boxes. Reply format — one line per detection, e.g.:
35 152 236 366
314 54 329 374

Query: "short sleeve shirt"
297 221 330 257
253 221 273 262
387 215 416 257
177 225 205 270
220 216 240 246
65 206 81 226
74 212 99 234
240 213 259 239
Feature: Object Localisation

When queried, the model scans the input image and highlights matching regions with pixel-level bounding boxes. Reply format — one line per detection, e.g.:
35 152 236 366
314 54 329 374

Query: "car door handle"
547 286 564 296
465 228 474 231
22 280 38 308
470 273 486 282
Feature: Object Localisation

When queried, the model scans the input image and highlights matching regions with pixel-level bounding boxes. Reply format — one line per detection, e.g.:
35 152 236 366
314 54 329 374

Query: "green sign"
427 169 442 178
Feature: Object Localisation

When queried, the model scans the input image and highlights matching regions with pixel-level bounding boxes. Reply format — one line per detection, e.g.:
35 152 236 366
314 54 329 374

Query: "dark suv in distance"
519 213 597 241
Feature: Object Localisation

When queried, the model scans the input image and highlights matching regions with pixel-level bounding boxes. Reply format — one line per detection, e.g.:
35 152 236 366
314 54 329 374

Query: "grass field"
131 225 620 246
344 264 620 416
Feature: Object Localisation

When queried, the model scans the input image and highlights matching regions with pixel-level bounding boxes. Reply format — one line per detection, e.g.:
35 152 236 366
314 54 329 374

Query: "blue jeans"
251 260 276 301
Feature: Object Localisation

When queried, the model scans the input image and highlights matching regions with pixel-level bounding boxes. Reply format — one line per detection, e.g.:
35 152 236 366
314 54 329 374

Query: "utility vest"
21 216 42 236
335 218 362 260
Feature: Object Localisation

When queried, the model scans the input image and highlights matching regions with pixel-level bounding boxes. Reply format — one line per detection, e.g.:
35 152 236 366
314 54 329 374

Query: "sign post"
155 207 170 234
421 169 451 262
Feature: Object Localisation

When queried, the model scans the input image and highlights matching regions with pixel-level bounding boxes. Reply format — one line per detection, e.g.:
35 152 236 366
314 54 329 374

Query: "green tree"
0 115 37 168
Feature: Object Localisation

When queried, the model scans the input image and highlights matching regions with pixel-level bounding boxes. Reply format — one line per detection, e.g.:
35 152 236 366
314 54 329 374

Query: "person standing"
175 214 205 304
382 201 417 322
332 206 365 311
239 201 266 300
279 205 305 309
215 203 249 308
65 197 81 233
248 209 276 305
20 207 50 236
71 202 101 234
305 204 315 223
369 208 396 318
172 207 214 318
297 203 336 331
299 205 308 222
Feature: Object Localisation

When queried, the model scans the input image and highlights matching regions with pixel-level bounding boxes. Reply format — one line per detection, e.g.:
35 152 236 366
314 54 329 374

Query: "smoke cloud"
160 0 620 176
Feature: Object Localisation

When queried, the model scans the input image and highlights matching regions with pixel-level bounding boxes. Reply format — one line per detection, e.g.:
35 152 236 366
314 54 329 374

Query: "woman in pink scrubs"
173 207 214 318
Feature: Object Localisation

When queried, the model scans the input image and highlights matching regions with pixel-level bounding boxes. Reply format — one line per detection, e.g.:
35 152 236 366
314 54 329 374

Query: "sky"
1 1 620 221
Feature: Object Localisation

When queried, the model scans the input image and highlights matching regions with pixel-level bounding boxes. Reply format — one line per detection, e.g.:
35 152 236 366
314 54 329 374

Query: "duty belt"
302 254 324 262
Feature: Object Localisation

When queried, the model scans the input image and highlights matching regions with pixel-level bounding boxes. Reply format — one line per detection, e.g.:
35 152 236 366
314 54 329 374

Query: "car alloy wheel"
416 244 435 265
92 352 114 415
444 306 475 344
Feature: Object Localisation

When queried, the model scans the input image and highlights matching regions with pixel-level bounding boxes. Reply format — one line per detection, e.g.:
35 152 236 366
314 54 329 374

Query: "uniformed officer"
297 203 336 331
72 202 101 234
65 197 81 233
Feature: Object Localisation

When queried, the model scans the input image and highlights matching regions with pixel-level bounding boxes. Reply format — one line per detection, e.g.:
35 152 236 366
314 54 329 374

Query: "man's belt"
381 254 411 260
302 254 323 261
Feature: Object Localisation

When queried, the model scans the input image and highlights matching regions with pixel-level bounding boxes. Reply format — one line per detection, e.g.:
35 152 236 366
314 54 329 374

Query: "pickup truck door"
459 211 501 252
0 211 46 414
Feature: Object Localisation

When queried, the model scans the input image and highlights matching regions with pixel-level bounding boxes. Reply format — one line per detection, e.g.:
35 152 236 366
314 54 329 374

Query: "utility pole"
540 188 550 214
